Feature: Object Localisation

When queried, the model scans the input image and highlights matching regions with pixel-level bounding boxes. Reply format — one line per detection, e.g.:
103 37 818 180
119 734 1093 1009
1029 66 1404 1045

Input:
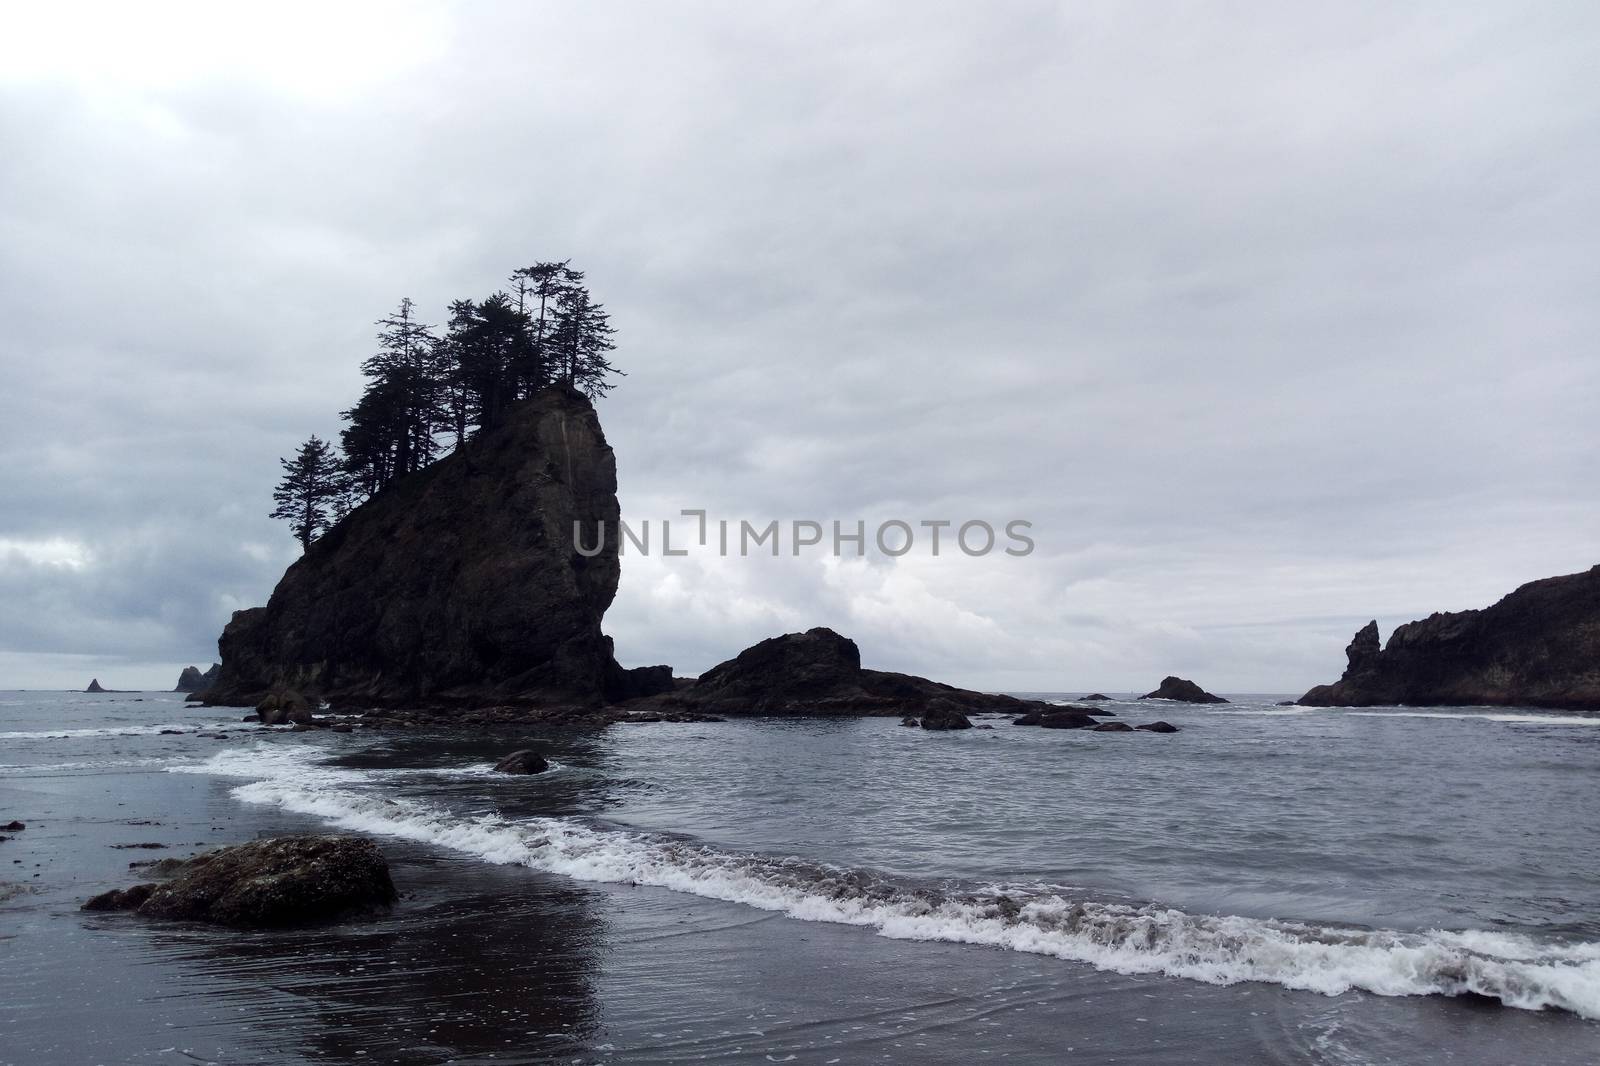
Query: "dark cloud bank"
1 4 1596 691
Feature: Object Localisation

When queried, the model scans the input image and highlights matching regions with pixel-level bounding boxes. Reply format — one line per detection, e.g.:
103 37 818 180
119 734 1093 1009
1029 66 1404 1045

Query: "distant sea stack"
1300 565 1600 710
174 663 221 693
628 627 1067 718
85 678 106 693
203 387 667 713
1140 676 1227 704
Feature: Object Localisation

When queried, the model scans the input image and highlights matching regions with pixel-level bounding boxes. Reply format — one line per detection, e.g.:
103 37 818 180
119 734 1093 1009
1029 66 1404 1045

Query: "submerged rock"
1038 711 1099 729
1078 693 1111 701
492 750 549 775
1092 722 1134 732
83 836 396 928
2 821 24 832
1299 567 1600 710
1136 721 1180 733
1139 676 1227 704
899 716 920 727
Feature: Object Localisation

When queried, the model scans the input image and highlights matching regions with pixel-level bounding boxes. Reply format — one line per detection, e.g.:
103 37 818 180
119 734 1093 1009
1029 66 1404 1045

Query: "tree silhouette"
270 435 341 550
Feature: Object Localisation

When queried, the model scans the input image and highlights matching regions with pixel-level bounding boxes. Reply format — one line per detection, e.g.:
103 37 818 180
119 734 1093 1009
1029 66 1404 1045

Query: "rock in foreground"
82 836 396 928
626 628 1058 719
1299 566 1600 709
919 703 973 730
1139 676 1227 704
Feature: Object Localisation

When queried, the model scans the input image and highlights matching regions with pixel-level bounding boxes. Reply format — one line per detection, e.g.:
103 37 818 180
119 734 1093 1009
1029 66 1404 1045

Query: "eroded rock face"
204 388 627 713
1139 676 1227 704
1299 565 1600 709
81 836 396 928
628 627 1057 718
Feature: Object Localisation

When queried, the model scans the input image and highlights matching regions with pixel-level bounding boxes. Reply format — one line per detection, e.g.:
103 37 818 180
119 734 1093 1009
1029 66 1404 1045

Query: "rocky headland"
1299 565 1600 709
174 663 221 693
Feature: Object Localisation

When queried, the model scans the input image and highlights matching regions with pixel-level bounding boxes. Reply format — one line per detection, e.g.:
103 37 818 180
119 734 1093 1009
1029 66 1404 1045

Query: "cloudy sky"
1 2 1596 693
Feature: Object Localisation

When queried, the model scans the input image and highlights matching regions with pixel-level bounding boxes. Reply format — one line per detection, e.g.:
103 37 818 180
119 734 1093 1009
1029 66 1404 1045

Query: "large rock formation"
628 627 1070 718
174 663 221 693
1299 565 1600 709
85 679 106 693
1139 676 1227 703
203 387 666 713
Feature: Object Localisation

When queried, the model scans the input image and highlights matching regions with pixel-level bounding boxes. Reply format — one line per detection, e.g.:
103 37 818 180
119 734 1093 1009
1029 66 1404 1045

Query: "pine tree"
551 284 622 399
270 435 341 550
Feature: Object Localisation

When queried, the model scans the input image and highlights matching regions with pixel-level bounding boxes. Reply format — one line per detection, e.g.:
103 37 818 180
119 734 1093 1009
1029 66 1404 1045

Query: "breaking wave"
0 723 213 740
175 745 1600 1019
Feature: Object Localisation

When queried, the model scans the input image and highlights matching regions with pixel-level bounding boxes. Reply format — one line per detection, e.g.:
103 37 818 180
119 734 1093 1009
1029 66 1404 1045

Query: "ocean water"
3 689 1599 1064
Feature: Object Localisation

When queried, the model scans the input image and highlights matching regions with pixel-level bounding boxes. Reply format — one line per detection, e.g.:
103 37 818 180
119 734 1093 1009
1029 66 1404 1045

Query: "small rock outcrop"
919 702 973 730
85 679 106 693
1299 565 1600 709
492 750 549 775
202 388 634 715
1136 721 1180 733
1092 722 1134 732
627 628 1060 719
81 836 396 928
255 690 312 726
1139 676 1227 704
1078 693 1111 701
2 821 24 832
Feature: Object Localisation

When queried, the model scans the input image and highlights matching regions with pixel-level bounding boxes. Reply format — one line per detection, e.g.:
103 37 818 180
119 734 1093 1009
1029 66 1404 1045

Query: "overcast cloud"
2 2 1597 693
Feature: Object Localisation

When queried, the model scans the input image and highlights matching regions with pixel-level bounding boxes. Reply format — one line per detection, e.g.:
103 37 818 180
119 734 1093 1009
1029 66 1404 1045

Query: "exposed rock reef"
1139 676 1227 704
82 836 396 928
627 627 1065 719
201 388 669 714
174 663 221 692
1299 566 1600 709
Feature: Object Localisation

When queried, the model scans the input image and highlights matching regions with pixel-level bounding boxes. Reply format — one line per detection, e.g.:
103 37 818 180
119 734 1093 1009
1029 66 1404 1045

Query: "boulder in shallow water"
1135 721 1179 733
1078 693 1111 701
91 836 397 928
82 883 157 912
1039 712 1099 729
256 689 311 726
2 821 25 832
493 749 549 775
919 702 973 730
1092 722 1135 732
1139 676 1227 704
899 716 920 727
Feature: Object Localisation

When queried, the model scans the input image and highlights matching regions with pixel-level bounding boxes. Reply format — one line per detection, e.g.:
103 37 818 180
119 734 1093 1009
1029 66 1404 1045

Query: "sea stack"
1139 676 1227 703
1299 565 1600 709
202 387 668 714
174 663 221 693
85 678 106 693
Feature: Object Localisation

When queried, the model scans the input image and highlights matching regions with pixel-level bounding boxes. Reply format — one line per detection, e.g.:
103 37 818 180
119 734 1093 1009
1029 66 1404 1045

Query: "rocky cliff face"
1299 565 1600 709
205 387 657 712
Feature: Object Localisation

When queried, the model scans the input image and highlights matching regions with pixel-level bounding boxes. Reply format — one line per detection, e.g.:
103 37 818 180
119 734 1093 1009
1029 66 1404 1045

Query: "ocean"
3 689 1598 1064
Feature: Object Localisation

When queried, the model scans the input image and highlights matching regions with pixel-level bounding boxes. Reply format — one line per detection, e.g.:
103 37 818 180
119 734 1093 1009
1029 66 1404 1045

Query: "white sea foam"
1346 711 1600 725
0 723 212 740
0 756 189 774
174 745 1600 1019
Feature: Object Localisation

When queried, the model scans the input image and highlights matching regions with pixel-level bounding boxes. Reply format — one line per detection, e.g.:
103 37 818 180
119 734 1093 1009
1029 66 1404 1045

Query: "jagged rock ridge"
1300 565 1600 709
174 664 221 693
203 387 667 711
